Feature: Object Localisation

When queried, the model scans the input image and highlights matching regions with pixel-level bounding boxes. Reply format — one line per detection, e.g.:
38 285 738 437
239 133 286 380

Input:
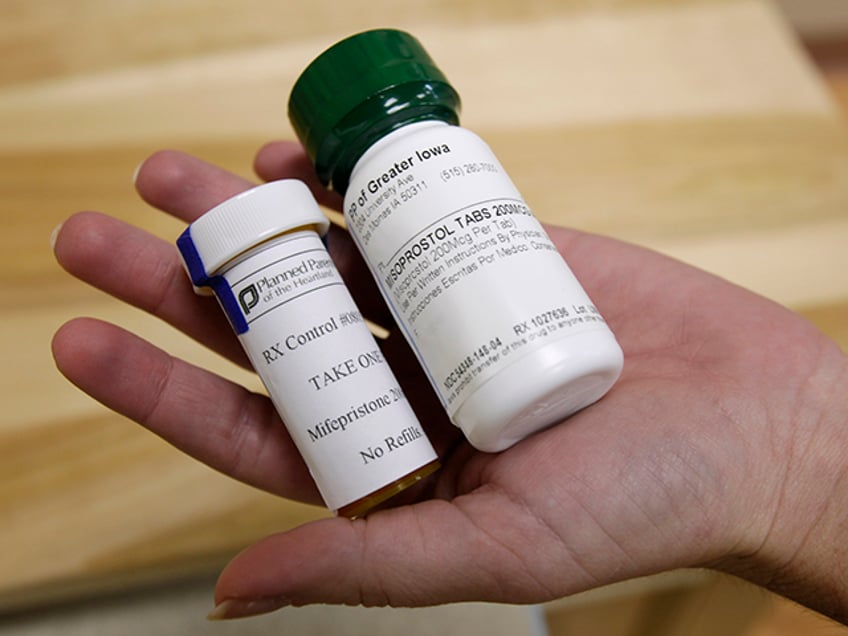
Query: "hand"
51 145 848 622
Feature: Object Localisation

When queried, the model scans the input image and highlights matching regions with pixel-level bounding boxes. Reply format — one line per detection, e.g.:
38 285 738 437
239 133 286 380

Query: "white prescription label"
345 123 612 414
223 232 437 512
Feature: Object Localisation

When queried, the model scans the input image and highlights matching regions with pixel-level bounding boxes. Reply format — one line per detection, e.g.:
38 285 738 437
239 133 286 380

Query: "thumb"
208 497 558 619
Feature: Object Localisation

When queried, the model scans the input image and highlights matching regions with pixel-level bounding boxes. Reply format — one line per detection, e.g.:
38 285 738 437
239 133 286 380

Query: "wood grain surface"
2 0 846 623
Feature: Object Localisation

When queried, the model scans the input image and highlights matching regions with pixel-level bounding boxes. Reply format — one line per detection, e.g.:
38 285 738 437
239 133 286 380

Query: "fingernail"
207 597 290 621
366 318 390 340
132 159 145 185
49 221 64 252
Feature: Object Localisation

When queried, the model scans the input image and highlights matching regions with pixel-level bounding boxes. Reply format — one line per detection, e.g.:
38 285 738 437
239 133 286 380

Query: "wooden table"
2 0 847 621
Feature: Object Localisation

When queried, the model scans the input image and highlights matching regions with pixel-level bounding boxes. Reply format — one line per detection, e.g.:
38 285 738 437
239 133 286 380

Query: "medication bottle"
177 180 439 518
288 30 624 452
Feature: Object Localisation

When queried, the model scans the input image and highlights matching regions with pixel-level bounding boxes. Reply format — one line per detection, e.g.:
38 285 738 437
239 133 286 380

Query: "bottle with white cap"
177 179 439 518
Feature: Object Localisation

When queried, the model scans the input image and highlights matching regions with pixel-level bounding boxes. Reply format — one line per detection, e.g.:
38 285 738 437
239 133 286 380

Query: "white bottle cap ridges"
183 179 330 277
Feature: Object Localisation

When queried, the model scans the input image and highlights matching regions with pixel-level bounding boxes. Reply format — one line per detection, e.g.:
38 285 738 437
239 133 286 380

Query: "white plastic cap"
178 179 330 280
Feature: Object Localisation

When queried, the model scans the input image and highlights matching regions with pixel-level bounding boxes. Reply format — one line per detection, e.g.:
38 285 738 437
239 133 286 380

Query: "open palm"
52 143 848 621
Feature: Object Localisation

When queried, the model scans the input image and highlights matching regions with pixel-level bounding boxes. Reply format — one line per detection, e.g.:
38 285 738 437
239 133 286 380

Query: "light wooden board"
2 0 847 616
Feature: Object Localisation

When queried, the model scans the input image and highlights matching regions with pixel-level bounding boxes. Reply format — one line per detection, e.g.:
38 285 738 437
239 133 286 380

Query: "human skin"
51 143 848 622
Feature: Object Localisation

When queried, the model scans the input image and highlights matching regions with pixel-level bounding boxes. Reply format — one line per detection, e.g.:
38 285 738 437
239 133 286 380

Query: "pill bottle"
177 179 439 518
288 30 624 452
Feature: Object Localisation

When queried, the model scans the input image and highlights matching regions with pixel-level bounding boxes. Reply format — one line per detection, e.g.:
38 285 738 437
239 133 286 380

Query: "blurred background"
2 0 847 633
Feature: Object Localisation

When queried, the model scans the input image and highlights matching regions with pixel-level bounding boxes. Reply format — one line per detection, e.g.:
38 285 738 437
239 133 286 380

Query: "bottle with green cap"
289 29 624 453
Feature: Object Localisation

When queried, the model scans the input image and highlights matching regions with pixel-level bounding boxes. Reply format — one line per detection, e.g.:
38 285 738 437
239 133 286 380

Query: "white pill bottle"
289 30 624 452
177 180 439 517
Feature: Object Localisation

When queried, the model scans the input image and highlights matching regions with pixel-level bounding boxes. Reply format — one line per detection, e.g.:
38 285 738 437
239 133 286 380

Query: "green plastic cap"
288 29 461 195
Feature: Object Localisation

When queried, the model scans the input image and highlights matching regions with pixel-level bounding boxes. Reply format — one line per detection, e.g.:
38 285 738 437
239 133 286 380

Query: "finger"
253 141 343 211
53 211 250 369
210 492 579 618
51 317 321 504
134 149 257 222
210 468 657 618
